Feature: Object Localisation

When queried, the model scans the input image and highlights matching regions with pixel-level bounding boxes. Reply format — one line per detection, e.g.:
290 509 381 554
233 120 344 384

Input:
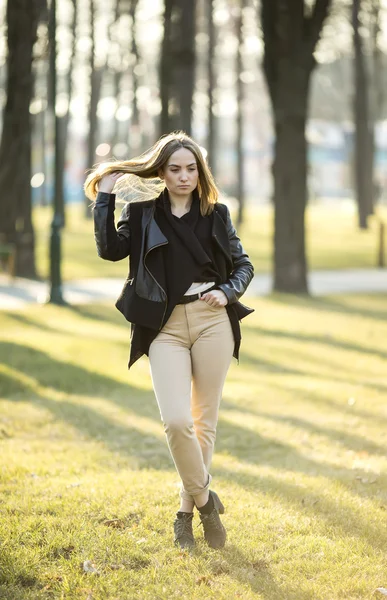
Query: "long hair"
84 131 219 216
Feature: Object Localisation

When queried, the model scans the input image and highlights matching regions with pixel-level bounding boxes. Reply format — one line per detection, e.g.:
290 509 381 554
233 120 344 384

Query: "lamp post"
48 0 65 304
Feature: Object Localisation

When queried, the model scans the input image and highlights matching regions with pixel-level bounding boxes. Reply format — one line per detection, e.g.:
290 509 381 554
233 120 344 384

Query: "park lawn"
1 294 387 599
33 203 387 280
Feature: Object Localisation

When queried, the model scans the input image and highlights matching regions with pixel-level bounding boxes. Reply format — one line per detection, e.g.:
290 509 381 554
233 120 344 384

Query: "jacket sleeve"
93 192 131 262
217 206 254 304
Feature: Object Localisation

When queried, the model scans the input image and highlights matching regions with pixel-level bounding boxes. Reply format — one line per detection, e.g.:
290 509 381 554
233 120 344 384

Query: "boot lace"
199 510 222 531
175 515 194 540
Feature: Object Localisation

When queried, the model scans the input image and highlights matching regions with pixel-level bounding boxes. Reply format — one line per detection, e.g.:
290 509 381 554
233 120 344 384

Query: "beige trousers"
149 299 234 502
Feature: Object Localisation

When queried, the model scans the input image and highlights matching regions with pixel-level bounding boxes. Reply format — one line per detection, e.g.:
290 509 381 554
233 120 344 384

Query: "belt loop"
198 291 202 299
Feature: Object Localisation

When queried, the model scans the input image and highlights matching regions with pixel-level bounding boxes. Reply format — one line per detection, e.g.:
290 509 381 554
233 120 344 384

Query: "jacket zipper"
143 242 168 329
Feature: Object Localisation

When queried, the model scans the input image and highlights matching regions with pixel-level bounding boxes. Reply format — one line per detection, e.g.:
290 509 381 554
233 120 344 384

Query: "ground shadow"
221 396 387 458
239 345 387 395
192 542 314 600
4 311 62 334
269 292 387 322
265 380 387 425
214 412 385 504
0 341 170 470
215 464 387 554
70 304 126 327
0 340 135 399
234 349 306 376
247 323 387 362
4 305 129 337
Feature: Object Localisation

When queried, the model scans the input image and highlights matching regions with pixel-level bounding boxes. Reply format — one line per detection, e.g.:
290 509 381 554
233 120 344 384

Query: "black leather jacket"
94 192 254 332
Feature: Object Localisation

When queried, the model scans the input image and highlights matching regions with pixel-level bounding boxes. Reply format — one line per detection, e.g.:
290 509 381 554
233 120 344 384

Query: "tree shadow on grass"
35 393 171 470
216 465 387 554
1 340 384 487
4 311 62 334
4 305 128 336
70 304 126 327
221 396 387 458
192 543 313 600
0 341 171 470
0 340 151 411
242 343 363 381
269 293 387 322
247 323 387 362
0 370 33 398
0 340 173 429
247 379 387 426
2 336 385 563
214 413 385 506
234 350 306 375
239 345 387 395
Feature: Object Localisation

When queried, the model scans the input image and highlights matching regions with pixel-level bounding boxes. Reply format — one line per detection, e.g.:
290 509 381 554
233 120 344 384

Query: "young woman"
85 132 254 550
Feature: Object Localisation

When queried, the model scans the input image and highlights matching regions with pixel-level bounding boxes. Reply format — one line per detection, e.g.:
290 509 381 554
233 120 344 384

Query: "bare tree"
261 0 332 293
85 0 103 217
371 0 384 127
107 0 122 150
207 0 216 171
370 0 383 209
236 1 246 227
130 0 140 136
56 0 77 226
0 0 47 277
352 0 373 229
160 0 196 135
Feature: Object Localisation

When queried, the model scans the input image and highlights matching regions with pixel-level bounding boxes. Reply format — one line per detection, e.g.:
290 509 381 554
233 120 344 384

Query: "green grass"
33 203 387 280
1 294 387 599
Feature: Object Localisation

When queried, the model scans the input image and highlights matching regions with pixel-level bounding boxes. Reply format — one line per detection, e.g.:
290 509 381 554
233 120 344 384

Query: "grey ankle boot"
199 490 226 549
174 512 195 549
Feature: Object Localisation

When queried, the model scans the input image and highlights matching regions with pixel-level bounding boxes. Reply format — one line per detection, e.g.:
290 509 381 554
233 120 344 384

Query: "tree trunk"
85 0 102 218
108 0 121 151
0 0 46 278
160 0 173 136
372 0 383 127
129 0 141 150
33 45 48 207
207 0 215 171
56 0 77 224
236 2 245 228
261 0 332 293
160 0 196 135
272 92 309 292
47 0 77 227
352 0 373 229
371 0 382 208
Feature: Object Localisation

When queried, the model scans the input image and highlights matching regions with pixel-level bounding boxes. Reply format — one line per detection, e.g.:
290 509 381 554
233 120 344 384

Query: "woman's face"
161 148 199 197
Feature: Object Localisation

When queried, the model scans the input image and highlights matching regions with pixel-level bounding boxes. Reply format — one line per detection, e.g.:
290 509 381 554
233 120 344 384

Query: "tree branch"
304 0 333 54
261 0 277 103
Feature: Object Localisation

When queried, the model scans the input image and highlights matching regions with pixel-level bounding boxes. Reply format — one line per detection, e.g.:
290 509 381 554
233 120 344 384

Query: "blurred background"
0 0 386 294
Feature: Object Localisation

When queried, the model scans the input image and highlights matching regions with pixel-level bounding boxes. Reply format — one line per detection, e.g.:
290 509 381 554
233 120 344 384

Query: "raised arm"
93 173 131 261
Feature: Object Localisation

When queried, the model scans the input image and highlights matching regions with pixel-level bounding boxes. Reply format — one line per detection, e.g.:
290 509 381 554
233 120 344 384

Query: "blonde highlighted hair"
84 131 219 216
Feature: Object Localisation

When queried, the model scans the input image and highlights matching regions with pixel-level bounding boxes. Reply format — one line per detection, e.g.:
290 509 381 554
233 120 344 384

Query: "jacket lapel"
135 203 168 302
144 205 168 254
212 209 232 271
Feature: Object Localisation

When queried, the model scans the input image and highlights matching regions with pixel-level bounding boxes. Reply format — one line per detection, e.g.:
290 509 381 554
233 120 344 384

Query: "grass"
1 294 387 599
33 203 387 280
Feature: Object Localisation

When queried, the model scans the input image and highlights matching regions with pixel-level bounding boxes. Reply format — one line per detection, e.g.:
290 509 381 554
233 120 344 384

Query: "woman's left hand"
200 289 228 307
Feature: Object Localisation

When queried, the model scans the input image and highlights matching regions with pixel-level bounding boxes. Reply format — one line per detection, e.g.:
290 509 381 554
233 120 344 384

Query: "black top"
156 188 221 323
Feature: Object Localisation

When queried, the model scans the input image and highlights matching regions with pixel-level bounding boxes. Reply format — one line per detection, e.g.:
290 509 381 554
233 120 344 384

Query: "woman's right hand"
98 172 123 194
